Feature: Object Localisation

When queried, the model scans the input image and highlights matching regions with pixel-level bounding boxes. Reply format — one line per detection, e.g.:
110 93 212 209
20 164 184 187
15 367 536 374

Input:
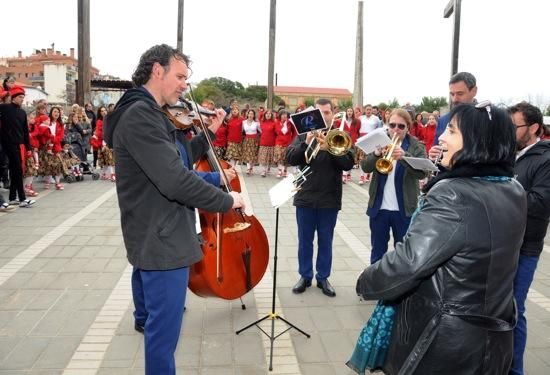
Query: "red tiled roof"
274 86 352 96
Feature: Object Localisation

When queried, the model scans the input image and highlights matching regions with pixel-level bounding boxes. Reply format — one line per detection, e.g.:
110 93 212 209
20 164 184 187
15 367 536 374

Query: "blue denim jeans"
368 210 411 264
510 255 539 375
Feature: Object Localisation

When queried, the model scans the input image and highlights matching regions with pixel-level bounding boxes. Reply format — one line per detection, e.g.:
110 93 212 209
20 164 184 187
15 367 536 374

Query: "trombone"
375 133 402 174
304 111 353 164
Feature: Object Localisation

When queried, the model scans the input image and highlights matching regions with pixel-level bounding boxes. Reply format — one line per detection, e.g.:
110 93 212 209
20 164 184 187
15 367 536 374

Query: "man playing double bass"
104 44 245 375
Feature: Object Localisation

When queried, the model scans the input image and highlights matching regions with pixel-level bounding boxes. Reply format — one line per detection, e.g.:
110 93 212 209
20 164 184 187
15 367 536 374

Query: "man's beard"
516 132 531 151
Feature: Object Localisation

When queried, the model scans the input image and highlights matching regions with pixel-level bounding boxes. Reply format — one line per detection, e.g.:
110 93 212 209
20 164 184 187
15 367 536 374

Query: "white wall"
22 87 48 107
44 63 67 104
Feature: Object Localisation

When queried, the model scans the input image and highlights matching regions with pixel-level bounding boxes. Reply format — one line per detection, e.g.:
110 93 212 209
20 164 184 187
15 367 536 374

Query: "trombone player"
286 98 355 297
361 108 427 264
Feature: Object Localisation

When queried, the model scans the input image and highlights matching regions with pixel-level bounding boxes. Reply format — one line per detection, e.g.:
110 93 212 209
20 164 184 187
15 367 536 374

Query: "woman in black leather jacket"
356 103 527 375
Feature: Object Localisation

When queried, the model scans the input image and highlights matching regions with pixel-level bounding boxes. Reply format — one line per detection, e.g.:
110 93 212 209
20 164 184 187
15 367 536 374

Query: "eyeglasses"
515 124 532 129
388 123 407 130
475 100 492 121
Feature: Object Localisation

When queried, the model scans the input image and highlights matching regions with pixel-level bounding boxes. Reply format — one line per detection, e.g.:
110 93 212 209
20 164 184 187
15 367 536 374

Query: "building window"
289 97 298 105
25 73 28 78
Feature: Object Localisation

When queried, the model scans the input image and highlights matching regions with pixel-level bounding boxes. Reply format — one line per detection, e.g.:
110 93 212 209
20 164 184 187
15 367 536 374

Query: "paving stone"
34 337 81 369
201 334 233 366
0 337 50 370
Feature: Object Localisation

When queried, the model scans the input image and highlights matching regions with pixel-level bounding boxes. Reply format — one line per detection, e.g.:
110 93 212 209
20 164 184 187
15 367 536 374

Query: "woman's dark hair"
132 44 190 87
246 109 256 121
448 103 516 169
96 106 107 121
262 109 273 122
278 109 289 119
49 106 62 123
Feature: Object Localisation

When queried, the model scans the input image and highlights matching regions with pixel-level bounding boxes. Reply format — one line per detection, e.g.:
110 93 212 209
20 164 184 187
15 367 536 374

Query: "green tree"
304 97 315 107
377 102 388 111
388 98 400 109
337 99 353 111
545 105 550 116
416 96 448 113
244 85 268 103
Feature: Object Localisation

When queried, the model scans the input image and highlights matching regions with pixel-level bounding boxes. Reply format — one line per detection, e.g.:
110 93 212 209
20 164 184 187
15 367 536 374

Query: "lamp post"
444 0 462 76
267 0 276 109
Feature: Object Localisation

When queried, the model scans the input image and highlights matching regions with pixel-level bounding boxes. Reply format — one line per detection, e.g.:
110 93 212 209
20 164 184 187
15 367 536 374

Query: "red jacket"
28 122 40 149
275 120 295 146
212 124 228 147
409 121 424 141
226 116 243 143
422 123 437 153
259 119 277 147
92 118 104 148
342 118 361 144
51 119 64 153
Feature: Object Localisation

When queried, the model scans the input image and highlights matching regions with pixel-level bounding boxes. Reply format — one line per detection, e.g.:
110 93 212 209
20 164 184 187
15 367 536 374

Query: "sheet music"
268 174 299 209
355 128 392 154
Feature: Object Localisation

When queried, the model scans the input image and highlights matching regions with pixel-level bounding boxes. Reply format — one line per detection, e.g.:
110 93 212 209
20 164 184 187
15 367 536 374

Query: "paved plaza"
1 166 549 374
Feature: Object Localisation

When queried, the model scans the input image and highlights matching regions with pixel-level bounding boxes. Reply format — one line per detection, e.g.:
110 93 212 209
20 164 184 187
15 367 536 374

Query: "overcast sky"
2 0 548 108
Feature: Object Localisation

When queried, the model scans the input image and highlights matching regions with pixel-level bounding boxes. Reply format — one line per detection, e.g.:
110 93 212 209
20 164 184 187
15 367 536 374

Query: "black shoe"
292 277 312 294
134 322 144 334
317 279 336 297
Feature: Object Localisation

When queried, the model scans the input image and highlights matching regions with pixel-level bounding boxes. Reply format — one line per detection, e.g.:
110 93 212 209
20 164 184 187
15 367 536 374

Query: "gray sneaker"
8 200 19 206
0 202 16 212
19 199 35 208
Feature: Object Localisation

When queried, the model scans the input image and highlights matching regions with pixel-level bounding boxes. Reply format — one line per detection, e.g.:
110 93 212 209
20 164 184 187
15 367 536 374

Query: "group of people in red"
0 76 116 212
209 100 296 178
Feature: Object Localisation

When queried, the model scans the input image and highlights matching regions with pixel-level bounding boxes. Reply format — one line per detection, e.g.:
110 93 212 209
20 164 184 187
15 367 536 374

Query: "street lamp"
444 0 462 76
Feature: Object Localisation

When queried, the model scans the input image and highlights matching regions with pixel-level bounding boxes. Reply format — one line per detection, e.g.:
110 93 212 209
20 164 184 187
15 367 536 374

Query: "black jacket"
515 140 550 256
0 103 30 149
357 176 526 375
104 87 233 270
286 134 355 209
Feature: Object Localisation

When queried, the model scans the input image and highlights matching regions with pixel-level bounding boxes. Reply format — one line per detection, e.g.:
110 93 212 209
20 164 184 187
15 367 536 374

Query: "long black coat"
356 177 527 374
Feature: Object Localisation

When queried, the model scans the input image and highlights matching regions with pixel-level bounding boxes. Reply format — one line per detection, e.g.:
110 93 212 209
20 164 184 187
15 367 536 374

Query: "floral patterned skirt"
38 148 64 176
24 157 37 177
257 146 274 166
241 138 259 164
98 146 115 167
213 146 227 160
273 145 288 165
225 142 242 161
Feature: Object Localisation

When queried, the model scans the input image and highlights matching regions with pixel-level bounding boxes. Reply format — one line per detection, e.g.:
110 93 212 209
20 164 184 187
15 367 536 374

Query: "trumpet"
304 112 353 164
375 133 402 174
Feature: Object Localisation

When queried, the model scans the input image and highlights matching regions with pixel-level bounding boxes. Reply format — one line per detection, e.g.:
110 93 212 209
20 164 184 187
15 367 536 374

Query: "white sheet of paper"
355 128 392 154
268 173 299 208
402 157 439 172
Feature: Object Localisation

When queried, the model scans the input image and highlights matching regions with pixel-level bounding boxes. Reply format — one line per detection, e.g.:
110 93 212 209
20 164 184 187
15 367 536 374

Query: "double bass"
165 98 269 301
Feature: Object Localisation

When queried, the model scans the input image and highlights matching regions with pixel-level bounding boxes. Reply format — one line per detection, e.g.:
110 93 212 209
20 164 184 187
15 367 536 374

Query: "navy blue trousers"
510 255 539 375
296 206 339 281
368 210 410 264
132 267 189 375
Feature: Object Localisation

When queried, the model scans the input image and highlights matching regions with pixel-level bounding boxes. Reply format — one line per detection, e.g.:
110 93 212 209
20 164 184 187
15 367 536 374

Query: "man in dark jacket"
286 98 355 297
0 86 35 207
509 102 550 375
104 44 244 375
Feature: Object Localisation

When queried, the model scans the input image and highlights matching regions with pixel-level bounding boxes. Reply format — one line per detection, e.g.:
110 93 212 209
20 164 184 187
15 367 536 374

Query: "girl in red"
37 107 65 190
23 112 40 197
92 106 116 181
241 109 261 175
224 106 244 166
409 113 425 141
274 110 295 178
342 107 360 183
212 120 228 160
422 114 437 154
258 109 277 177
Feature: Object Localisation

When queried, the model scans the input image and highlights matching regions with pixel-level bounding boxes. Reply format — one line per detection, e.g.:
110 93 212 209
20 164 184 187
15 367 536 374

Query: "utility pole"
177 0 184 52
77 0 91 105
444 0 462 76
352 1 364 108
267 0 276 109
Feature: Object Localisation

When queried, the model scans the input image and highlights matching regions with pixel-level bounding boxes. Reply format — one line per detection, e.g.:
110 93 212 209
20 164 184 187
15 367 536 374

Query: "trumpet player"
286 98 355 297
361 108 427 264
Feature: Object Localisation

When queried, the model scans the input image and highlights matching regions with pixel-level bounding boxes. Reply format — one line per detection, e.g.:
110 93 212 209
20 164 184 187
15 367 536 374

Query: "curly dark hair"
131 44 190 87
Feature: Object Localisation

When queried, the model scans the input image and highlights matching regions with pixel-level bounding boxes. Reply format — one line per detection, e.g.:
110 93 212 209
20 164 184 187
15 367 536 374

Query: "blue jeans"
296 206 339 281
510 255 539 375
369 210 411 264
132 267 189 375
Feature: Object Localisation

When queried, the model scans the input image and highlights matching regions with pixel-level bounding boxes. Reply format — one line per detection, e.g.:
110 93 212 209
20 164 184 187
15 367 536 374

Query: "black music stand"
236 172 311 371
